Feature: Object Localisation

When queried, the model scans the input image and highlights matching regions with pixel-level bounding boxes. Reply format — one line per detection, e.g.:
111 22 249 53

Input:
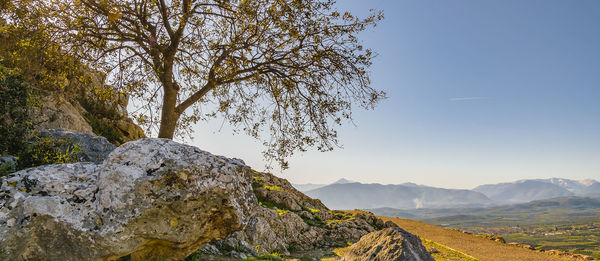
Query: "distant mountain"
292 183 327 192
539 178 600 197
292 178 356 192
581 183 600 197
304 182 493 210
473 180 574 203
295 177 599 209
474 178 599 203
369 196 600 224
332 178 355 184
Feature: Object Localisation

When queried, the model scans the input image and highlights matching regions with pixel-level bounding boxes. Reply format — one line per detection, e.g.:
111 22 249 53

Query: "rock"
109 118 146 143
31 96 94 134
37 129 116 163
0 156 17 175
28 71 145 145
198 171 392 259
336 227 434 261
0 138 255 260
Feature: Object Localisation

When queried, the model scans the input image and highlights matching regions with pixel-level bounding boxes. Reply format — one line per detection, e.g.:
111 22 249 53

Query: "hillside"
474 178 600 204
291 178 354 192
380 217 590 261
370 196 600 224
370 197 600 259
474 180 575 203
304 182 493 210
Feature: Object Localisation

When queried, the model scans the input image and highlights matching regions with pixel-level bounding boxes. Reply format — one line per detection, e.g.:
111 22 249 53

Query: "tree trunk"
158 83 179 139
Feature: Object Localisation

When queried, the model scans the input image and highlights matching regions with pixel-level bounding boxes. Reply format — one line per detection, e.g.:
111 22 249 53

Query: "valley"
370 197 600 259
294 178 600 259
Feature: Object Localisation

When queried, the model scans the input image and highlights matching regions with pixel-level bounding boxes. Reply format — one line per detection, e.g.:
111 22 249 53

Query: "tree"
40 0 385 167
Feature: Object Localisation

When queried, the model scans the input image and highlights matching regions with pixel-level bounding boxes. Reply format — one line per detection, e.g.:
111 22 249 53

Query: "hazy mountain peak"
579 179 598 186
332 178 355 184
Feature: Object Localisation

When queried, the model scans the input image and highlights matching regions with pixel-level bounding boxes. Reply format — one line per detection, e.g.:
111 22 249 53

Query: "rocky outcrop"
31 96 94 134
0 136 418 260
37 129 116 163
0 138 255 260
30 71 145 145
196 171 395 259
336 227 434 261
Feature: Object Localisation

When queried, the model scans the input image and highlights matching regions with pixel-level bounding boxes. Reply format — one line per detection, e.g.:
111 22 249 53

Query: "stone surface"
108 117 146 143
0 138 255 260
198 171 394 259
30 71 145 145
336 227 434 261
31 96 94 134
38 129 116 163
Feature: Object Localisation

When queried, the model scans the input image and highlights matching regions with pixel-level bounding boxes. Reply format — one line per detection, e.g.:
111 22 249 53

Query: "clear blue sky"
191 0 600 189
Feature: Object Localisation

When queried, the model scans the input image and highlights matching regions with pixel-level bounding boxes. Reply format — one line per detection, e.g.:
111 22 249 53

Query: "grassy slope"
420 238 479 261
380 217 587 261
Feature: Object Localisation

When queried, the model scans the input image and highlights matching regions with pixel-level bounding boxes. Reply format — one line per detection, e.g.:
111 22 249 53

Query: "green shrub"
0 163 14 177
0 65 32 156
82 112 123 145
17 135 82 170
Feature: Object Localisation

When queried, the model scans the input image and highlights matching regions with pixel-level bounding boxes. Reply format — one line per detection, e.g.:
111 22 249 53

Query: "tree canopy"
15 0 385 168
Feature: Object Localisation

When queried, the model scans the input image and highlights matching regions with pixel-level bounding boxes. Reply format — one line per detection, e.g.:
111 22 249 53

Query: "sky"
189 0 600 189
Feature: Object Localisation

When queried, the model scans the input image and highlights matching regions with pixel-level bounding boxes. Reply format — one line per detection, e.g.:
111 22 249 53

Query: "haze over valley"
295 177 600 210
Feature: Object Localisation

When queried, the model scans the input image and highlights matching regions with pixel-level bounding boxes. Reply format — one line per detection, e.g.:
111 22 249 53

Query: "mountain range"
294 178 599 210
474 178 600 203
369 196 600 225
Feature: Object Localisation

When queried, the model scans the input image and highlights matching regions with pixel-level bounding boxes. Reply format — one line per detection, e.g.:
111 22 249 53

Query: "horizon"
291 176 600 190
187 0 600 189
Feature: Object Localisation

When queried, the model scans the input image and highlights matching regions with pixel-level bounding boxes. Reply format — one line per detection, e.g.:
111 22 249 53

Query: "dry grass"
421 238 479 261
380 217 590 261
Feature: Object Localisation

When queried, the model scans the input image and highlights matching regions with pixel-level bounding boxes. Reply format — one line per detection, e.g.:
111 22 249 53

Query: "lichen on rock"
0 138 255 260
196 170 396 259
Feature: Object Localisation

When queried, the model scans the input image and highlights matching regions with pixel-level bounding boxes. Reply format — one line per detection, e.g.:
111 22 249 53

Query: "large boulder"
0 138 255 260
336 227 434 261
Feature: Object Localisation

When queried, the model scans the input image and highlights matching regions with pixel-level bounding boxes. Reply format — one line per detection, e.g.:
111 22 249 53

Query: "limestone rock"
38 129 116 163
29 70 145 145
336 227 434 261
31 96 94 134
199 171 394 259
0 138 255 260
109 117 146 143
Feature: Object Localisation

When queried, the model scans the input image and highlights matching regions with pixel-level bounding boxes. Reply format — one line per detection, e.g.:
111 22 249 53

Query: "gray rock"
337 227 434 261
202 171 393 259
0 156 17 174
38 129 116 162
197 243 222 256
0 138 255 260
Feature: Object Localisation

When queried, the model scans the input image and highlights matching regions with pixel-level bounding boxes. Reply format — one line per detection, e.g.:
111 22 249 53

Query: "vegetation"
380 216 580 261
0 65 82 176
443 221 600 259
378 197 600 259
17 135 82 170
82 113 124 145
420 238 479 261
0 65 31 156
23 0 387 168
